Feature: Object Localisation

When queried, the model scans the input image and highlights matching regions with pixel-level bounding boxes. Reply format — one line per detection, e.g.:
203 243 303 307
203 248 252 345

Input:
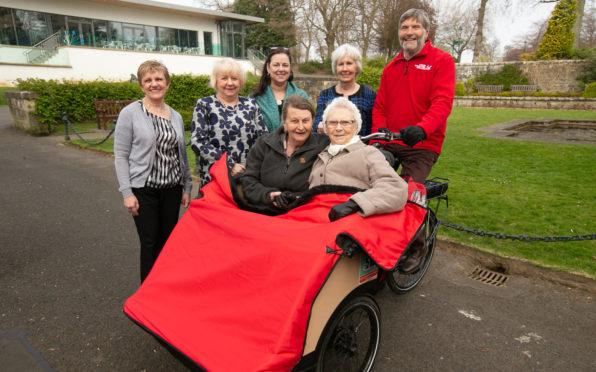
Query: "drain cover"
469 266 508 287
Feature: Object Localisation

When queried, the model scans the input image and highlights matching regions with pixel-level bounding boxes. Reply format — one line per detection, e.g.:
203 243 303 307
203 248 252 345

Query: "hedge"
16 74 259 129
583 82 596 98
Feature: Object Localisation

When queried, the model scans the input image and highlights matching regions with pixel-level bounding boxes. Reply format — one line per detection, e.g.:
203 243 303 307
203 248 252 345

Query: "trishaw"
124 131 449 372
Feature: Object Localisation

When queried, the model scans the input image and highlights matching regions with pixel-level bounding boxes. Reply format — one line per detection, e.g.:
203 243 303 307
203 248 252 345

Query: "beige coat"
309 141 408 217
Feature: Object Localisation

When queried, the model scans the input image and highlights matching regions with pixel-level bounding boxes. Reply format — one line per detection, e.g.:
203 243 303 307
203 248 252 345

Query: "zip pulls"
404 62 408 75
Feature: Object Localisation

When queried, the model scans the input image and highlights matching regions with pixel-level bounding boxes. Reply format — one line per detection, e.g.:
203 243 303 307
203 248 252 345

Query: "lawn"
430 107 596 278
68 131 197 171
0 86 16 106
65 107 596 279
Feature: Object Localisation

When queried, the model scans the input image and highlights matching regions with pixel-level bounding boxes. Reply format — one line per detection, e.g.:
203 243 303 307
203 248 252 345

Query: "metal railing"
247 48 266 72
24 32 62 64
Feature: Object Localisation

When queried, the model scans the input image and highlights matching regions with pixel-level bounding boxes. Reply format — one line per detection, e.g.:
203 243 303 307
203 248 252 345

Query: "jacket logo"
414 64 432 71
300 157 306 163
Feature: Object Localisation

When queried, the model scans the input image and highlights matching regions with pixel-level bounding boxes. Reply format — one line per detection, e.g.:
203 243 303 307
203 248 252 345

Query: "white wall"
0 47 256 85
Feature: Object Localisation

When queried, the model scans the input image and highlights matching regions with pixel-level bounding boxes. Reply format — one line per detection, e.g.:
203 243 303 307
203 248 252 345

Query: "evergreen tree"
233 0 296 53
536 0 578 59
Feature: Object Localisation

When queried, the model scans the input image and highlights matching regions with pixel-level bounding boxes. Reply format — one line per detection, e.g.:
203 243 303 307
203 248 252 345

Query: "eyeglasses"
326 120 354 128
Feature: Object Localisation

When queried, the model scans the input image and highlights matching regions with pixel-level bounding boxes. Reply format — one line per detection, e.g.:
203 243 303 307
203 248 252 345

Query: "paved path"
1 107 594 371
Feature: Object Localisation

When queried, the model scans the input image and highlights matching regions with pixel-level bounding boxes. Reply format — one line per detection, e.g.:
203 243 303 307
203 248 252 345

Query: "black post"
61 112 70 141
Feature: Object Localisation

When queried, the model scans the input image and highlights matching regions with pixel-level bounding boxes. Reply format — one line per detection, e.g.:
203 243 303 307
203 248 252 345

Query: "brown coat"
309 141 408 217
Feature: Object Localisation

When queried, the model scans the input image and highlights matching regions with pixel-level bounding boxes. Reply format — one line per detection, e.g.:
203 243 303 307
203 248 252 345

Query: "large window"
0 7 16 45
13 9 50 46
0 6 237 57
219 21 245 58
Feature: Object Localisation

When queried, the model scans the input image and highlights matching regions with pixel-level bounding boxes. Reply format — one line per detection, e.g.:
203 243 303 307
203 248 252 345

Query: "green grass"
68 131 197 171
430 107 596 278
65 107 596 279
0 86 16 106
52 120 99 136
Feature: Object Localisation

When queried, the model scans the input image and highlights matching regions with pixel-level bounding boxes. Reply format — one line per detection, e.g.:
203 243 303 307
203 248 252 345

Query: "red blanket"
124 157 426 371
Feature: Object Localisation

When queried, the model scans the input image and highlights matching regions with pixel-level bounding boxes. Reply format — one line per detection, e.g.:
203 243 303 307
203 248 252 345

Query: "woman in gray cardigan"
114 60 192 283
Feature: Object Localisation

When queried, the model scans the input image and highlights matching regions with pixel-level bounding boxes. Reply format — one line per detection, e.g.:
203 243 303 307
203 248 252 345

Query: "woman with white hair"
313 44 376 136
191 58 267 188
310 97 407 221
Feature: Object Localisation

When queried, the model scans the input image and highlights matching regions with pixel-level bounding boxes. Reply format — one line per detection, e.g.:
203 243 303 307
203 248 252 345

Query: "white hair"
321 97 362 133
331 44 363 76
210 58 246 89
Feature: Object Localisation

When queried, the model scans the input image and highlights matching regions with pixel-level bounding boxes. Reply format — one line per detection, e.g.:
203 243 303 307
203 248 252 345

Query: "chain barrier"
61 113 115 145
439 220 596 242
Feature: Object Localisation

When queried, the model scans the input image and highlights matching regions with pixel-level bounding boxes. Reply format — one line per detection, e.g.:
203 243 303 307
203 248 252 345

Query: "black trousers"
132 185 182 282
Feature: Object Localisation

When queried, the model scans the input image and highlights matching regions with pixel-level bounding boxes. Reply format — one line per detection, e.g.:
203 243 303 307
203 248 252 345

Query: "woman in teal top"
251 48 308 132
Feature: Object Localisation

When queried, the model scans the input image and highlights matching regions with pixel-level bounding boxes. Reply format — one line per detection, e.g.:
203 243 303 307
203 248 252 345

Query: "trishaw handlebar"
361 128 402 143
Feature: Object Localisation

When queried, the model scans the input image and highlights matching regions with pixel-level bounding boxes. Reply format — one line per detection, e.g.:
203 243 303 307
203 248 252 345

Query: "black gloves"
328 199 361 221
273 191 299 210
400 126 426 147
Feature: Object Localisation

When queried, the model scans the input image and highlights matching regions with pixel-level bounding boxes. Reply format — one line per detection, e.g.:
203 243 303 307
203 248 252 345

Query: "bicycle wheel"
387 211 437 294
316 296 381 372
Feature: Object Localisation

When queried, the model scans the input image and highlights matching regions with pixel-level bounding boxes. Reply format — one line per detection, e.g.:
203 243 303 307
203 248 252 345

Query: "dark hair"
282 95 314 121
252 48 294 98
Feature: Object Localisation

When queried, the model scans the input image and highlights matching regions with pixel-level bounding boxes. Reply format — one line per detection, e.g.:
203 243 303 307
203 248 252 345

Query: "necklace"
143 98 168 114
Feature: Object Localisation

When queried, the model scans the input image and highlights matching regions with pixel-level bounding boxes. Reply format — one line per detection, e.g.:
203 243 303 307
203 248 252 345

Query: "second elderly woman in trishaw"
310 97 408 220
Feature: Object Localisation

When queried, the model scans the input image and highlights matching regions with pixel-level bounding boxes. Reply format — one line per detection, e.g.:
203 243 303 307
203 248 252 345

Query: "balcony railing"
24 32 61 64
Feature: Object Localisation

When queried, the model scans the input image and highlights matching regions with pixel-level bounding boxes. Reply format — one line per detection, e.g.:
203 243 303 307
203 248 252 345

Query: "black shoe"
399 241 427 274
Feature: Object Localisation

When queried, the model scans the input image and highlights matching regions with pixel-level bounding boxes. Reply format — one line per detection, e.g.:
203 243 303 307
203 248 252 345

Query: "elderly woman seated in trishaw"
239 95 329 213
310 97 408 221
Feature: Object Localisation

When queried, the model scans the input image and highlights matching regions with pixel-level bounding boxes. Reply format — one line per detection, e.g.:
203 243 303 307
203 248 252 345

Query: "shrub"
576 53 596 90
363 56 388 70
356 66 383 91
16 75 220 125
536 0 577 60
455 82 466 96
16 78 143 124
297 59 332 75
476 64 530 91
465 78 476 94
583 82 596 98
298 63 318 74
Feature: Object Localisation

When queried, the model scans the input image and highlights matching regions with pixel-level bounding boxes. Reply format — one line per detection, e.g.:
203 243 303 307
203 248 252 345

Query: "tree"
233 0 296 52
352 0 382 58
375 0 436 61
538 0 587 49
572 0 586 48
472 0 489 62
311 0 353 60
433 2 477 62
536 0 578 59
579 5 595 48
502 19 548 61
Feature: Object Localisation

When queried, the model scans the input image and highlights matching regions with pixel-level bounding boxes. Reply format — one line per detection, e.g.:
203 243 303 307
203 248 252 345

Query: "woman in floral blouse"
191 58 267 188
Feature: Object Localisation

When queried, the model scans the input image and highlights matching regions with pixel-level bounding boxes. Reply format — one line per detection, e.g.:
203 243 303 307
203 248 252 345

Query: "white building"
0 0 264 85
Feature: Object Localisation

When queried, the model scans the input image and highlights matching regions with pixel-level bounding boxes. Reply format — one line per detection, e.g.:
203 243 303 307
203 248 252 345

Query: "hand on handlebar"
328 199 361 221
399 126 426 147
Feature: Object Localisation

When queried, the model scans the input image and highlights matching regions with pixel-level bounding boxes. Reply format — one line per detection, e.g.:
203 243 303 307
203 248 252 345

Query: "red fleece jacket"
372 40 455 155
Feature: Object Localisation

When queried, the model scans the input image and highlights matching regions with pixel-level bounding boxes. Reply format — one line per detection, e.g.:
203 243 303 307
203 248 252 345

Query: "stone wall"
4 90 50 135
295 59 591 100
454 96 596 110
456 60 590 92
293 75 336 103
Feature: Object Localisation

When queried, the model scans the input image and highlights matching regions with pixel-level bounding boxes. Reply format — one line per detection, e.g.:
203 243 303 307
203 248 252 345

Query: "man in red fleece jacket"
372 8 455 273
